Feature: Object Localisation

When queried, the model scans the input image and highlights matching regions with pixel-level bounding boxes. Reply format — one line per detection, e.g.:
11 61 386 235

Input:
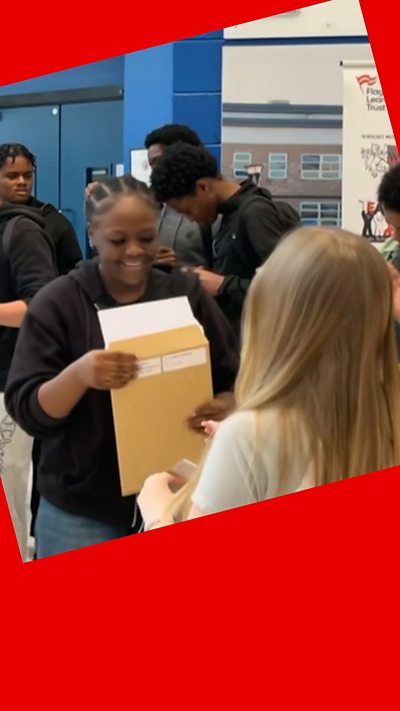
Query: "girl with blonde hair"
138 226 400 529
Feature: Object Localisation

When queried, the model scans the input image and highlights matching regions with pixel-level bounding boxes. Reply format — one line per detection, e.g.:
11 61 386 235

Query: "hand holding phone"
168 459 197 480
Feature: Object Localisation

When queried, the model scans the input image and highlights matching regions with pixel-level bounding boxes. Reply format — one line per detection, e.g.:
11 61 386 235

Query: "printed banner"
342 60 399 241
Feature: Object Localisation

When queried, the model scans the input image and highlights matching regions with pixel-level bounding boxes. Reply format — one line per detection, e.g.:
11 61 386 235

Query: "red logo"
356 74 378 91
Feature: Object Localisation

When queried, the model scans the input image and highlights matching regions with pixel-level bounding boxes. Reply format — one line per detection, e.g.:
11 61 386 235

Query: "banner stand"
341 60 398 244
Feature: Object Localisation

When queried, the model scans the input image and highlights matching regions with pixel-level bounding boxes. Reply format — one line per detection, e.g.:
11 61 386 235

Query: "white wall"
223 126 342 146
224 0 367 39
222 43 373 105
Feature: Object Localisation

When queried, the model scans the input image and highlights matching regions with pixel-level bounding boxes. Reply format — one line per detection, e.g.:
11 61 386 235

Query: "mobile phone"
168 459 197 480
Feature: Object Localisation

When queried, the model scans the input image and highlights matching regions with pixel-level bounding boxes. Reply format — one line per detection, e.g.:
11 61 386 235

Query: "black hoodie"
0 204 57 390
26 197 83 274
5 260 239 527
201 179 294 336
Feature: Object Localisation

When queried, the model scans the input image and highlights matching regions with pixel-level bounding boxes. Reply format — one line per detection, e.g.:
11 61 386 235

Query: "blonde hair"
165 226 400 522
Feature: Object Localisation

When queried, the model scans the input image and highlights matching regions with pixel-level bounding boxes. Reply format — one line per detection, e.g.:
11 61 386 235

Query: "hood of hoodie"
26 196 58 217
67 257 202 311
0 202 46 230
67 258 106 304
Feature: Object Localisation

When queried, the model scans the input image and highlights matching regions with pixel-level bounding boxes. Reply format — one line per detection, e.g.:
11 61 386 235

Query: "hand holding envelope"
98 296 214 495
77 350 138 390
201 420 220 438
187 391 236 432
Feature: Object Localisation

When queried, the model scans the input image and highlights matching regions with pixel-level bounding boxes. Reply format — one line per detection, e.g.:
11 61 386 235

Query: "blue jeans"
35 497 137 558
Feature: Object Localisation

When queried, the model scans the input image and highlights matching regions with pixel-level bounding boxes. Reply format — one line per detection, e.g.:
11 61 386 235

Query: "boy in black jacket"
0 202 57 561
0 144 84 540
5 176 238 558
151 142 299 337
0 143 82 274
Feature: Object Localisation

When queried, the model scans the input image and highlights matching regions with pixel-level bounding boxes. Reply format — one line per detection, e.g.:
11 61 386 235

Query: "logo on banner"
356 74 378 92
356 74 386 111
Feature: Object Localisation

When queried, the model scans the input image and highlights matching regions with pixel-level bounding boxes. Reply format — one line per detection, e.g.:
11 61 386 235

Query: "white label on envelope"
162 348 207 372
138 357 162 378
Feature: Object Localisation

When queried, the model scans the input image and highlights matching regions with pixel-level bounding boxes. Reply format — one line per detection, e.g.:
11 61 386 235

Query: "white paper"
138 357 162 378
130 149 151 186
162 347 207 373
98 296 199 348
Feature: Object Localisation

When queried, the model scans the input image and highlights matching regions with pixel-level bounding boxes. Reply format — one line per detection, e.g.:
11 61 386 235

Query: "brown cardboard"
109 324 213 495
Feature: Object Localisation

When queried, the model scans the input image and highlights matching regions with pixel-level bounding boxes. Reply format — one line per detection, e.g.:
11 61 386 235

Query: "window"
301 154 342 180
300 202 342 227
268 153 288 179
233 152 252 178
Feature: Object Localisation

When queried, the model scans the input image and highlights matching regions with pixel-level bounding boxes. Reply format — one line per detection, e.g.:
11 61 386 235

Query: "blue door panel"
60 100 123 254
0 105 59 206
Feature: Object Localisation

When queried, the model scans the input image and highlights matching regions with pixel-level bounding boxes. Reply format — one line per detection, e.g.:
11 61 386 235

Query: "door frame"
0 86 123 109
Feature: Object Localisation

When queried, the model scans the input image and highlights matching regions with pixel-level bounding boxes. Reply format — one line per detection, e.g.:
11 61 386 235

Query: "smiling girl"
5 175 238 558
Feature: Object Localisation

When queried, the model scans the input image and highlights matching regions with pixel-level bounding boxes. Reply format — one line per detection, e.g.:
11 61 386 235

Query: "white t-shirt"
192 410 315 515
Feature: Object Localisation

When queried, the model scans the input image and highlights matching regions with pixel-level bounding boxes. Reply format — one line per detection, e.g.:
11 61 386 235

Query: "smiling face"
89 194 159 301
0 156 34 204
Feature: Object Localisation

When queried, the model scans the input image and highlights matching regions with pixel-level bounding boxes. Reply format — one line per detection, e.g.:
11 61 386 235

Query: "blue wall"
173 32 223 165
0 56 124 95
123 32 223 170
123 45 174 169
0 34 223 171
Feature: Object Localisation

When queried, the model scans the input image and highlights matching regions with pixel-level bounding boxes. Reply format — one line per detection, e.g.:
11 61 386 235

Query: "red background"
0 1 398 707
